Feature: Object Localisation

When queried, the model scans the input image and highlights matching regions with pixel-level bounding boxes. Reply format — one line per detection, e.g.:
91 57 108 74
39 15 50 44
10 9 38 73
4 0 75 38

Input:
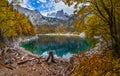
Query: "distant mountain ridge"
13 5 73 26
14 5 45 26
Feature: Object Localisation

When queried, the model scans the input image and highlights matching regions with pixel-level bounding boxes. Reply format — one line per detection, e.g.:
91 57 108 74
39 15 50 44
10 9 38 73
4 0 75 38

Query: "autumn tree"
0 0 36 46
61 0 120 57
14 10 37 36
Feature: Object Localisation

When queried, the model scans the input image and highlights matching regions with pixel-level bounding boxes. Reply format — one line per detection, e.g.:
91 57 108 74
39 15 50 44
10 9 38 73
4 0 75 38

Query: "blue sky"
18 0 74 16
24 0 55 12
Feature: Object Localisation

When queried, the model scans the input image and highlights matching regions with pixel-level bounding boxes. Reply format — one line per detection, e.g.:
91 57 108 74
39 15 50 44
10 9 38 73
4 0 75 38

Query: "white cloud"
14 0 74 16
27 5 35 10
37 0 55 14
39 0 47 3
19 0 35 10
41 1 75 16
54 1 74 15
19 0 29 8
37 1 40 3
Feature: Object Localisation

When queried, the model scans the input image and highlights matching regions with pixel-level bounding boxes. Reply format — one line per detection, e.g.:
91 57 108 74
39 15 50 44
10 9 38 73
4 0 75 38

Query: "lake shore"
0 45 74 76
15 33 102 59
37 32 85 38
0 35 74 76
0 34 103 76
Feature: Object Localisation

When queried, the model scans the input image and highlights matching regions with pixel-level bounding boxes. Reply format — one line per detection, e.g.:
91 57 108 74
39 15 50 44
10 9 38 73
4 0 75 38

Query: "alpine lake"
21 35 92 58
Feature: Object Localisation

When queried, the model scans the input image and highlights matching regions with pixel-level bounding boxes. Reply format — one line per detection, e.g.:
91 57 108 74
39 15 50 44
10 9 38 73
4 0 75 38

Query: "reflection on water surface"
21 36 91 58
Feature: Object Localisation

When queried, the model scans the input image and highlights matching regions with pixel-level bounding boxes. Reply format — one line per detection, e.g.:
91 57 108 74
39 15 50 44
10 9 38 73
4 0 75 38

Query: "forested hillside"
0 0 36 46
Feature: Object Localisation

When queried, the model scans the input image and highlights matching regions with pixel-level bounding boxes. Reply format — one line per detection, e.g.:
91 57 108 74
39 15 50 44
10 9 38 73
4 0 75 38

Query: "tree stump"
46 51 55 63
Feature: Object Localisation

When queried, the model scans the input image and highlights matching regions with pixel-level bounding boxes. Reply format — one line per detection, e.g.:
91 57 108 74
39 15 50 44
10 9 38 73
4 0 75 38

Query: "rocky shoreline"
0 45 74 76
0 36 74 76
0 35 103 76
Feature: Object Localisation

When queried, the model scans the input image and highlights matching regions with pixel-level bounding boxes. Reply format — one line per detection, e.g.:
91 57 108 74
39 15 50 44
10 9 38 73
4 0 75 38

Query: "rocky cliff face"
47 12 56 18
14 6 45 26
47 9 70 20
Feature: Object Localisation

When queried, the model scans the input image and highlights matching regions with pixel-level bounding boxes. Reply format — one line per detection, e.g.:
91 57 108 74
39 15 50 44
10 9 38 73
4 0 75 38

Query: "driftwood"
17 58 35 65
17 60 31 65
46 51 55 63
5 65 15 70
0 61 15 70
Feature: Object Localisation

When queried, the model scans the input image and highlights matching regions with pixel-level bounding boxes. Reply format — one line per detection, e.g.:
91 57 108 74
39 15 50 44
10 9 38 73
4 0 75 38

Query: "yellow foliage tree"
0 0 36 46
62 0 120 57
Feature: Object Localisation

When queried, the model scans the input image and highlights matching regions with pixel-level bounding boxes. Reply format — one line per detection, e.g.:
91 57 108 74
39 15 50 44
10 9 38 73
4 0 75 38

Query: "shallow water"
21 35 91 58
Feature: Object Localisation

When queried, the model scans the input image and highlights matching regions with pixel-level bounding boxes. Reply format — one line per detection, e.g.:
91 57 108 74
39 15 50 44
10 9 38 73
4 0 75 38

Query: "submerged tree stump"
46 51 55 63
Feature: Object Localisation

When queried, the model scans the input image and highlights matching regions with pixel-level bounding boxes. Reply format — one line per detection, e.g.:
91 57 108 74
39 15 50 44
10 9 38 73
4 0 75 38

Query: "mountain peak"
47 9 69 20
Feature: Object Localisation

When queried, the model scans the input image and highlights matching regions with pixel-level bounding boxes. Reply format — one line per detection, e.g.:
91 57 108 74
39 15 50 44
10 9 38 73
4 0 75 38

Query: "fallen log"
17 60 31 65
17 58 35 65
0 61 15 70
5 65 15 70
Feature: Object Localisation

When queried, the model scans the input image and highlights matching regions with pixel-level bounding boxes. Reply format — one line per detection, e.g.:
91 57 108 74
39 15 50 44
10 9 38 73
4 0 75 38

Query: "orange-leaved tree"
61 0 120 57
0 0 36 46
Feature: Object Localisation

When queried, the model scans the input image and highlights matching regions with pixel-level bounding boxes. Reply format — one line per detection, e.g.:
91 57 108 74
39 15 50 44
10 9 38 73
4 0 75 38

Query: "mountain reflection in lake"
21 36 91 58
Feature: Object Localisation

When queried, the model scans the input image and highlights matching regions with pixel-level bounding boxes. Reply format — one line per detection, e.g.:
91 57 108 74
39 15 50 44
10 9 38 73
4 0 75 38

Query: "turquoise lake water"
21 35 91 58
